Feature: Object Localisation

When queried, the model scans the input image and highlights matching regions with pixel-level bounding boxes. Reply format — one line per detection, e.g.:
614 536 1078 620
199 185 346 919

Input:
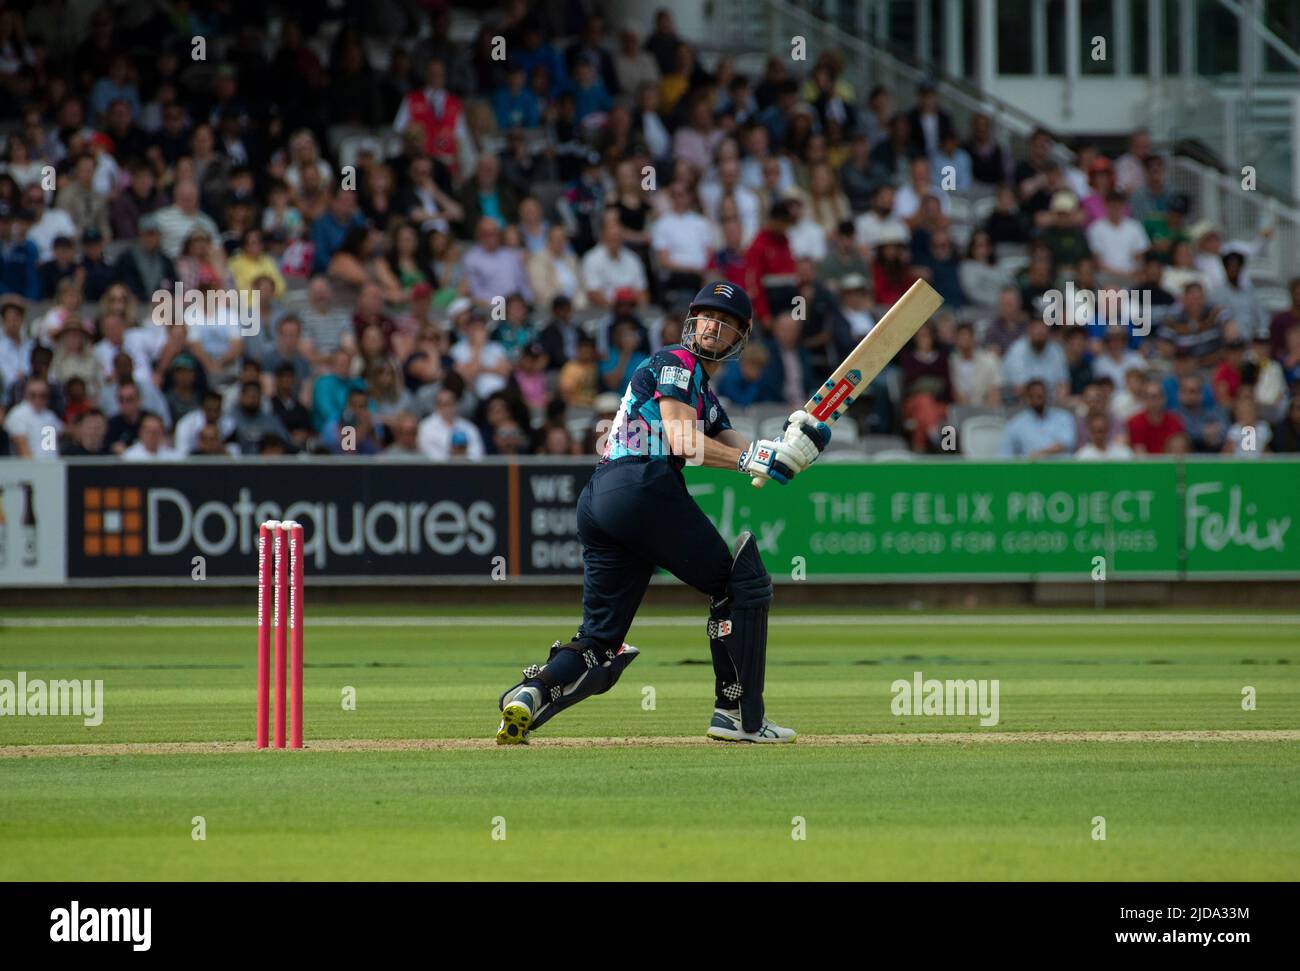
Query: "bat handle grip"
750 475 766 489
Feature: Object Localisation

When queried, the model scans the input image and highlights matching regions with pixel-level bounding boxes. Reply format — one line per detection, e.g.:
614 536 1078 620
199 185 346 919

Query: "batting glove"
737 437 805 484
782 409 833 467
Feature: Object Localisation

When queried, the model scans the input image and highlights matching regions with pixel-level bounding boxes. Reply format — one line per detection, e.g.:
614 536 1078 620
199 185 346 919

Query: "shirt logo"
709 405 718 423
659 365 691 390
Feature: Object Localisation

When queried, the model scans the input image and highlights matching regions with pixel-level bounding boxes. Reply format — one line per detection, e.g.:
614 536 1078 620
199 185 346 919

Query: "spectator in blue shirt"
718 342 782 406
311 191 365 273
915 229 966 309
599 319 649 393
998 380 1078 457
512 23 568 98
569 61 611 123
0 204 41 301
492 65 542 130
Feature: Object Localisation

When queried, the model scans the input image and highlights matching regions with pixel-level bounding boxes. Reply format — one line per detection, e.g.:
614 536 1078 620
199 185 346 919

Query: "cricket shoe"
706 707 797 744
496 685 542 745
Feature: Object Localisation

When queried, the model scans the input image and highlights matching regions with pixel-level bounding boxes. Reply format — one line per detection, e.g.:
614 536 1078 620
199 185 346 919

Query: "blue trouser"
576 458 732 649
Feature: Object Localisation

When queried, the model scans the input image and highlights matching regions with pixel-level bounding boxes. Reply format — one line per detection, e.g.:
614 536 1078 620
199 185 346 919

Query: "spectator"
38 235 80 300
1222 389 1270 455
21 182 78 261
56 153 111 241
950 322 1001 406
3 377 61 459
1127 378 1185 454
155 180 220 260
870 228 916 310
1172 374 1228 452
1086 192 1149 283
717 341 779 405
457 155 521 231
966 112 1010 187
1267 277 1300 357
122 412 182 460
820 220 871 286
392 59 469 180
897 321 953 450
984 184 1030 244
537 295 580 371
384 412 423 458
464 217 533 306
229 228 286 297
1076 412 1133 459
310 190 365 274
1091 328 1146 390
652 182 713 299
1212 337 1248 407
615 25 659 95
324 387 382 455
915 229 965 309
1114 130 1153 195
997 379 1076 457
229 379 291 454
110 162 165 239
418 385 484 459
582 211 648 309
600 318 649 393
0 202 41 300
1209 252 1267 339
452 310 511 399
766 312 813 407
175 390 233 455
0 295 30 389
61 408 111 456
959 230 1012 309
529 226 586 312
1270 396 1300 453
113 214 176 302
1003 318 1069 401
557 335 600 406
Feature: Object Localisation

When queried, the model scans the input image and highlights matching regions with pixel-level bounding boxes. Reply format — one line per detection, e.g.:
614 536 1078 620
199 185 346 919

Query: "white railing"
1167 155 1300 286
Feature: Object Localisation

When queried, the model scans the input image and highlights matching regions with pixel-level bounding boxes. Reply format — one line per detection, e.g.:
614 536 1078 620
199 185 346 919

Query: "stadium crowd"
2 0 1300 464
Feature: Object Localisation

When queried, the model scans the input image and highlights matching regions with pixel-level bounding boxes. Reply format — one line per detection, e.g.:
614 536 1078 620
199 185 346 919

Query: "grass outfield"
0 609 1297 880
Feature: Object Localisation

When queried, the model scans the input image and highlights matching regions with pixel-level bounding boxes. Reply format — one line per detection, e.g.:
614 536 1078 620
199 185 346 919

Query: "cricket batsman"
496 282 831 744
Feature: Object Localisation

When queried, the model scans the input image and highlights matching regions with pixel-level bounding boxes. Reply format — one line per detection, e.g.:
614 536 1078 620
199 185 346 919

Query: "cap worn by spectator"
411 282 433 300
1050 191 1078 213
614 288 638 306
840 273 868 292
139 214 162 233
83 228 104 245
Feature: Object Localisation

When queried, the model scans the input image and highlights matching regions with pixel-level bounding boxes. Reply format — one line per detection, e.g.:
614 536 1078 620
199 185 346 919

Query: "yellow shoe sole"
496 702 533 745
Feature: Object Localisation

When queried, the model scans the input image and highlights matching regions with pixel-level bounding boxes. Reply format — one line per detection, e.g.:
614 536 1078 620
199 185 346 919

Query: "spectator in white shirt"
854 184 910 253
154 180 221 260
892 157 951 226
0 295 32 389
698 156 761 245
1076 412 1134 459
950 322 1002 406
651 183 714 294
450 311 511 399
3 378 63 459
581 211 648 309
1086 192 1151 283
418 386 485 460
122 412 182 460
19 183 78 262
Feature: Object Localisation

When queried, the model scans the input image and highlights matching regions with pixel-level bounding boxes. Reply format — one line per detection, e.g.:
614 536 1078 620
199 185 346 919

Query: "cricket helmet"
684 281 753 363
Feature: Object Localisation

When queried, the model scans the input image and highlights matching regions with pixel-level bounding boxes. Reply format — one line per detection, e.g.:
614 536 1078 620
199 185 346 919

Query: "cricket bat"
753 278 944 488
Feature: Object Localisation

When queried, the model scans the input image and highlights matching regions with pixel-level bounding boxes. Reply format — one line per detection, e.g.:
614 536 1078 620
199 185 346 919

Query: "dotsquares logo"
50 901 151 951
83 487 143 557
